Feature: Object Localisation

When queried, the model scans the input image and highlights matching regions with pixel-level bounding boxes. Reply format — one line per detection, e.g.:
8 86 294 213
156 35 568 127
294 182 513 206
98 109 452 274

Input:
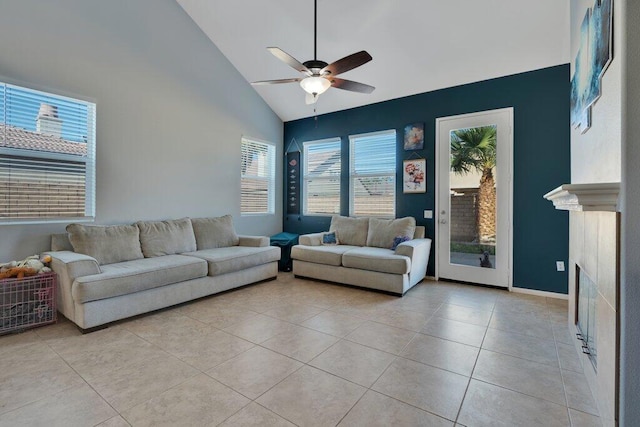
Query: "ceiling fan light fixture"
300 76 331 95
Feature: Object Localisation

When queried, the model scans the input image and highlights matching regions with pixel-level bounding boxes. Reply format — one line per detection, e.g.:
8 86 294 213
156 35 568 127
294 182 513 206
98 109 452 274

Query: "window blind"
241 138 275 215
349 130 396 218
0 82 96 224
303 137 341 215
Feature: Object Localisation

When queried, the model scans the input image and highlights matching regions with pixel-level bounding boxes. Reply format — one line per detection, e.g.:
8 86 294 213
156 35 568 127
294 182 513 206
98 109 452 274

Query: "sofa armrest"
395 238 432 283
238 235 269 247
45 251 102 322
298 232 324 246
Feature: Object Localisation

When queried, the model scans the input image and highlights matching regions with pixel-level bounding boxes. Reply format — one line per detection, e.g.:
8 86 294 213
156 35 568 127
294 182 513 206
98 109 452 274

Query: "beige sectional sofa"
47 215 280 331
291 216 431 295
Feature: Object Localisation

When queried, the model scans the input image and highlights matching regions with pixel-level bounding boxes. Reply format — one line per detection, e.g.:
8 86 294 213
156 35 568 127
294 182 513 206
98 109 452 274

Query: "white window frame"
303 137 342 216
349 129 397 218
0 81 96 225
241 137 275 215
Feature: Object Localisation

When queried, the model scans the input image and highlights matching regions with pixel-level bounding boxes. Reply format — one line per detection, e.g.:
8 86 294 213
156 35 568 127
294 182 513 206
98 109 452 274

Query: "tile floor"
0 273 602 426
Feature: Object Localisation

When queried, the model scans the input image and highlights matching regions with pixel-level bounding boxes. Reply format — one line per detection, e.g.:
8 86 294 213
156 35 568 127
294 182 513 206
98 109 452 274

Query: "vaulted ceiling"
177 0 570 122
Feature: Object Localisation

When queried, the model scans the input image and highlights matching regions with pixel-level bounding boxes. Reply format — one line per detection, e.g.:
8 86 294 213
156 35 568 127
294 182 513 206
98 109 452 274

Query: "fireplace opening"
576 265 597 369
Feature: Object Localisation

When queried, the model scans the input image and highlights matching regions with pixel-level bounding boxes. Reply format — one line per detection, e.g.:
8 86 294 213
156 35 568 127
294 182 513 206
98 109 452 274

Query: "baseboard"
511 286 569 300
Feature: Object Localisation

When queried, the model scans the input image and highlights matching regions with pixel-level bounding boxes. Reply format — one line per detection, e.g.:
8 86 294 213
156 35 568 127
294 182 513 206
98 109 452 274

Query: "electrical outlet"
424 210 433 219
556 261 565 272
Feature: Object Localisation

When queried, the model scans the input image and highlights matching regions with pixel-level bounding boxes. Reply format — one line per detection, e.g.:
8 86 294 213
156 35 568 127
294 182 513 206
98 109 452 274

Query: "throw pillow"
321 231 339 245
366 217 416 248
191 215 240 249
136 218 197 257
329 216 369 246
391 235 412 251
66 223 144 265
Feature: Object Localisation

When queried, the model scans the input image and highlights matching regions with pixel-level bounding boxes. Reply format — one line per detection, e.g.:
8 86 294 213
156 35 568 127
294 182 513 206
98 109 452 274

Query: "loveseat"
291 216 431 295
47 216 280 331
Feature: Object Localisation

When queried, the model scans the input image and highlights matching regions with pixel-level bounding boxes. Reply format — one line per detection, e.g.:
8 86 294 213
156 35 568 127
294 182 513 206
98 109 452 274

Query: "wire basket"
0 272 57 335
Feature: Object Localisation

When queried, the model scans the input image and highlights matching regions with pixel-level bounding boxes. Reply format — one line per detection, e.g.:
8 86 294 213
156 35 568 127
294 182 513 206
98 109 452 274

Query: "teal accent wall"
284 64 570 294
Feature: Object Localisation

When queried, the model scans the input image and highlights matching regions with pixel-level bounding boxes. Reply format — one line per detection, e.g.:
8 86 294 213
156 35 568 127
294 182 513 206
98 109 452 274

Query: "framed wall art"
403 158 426 193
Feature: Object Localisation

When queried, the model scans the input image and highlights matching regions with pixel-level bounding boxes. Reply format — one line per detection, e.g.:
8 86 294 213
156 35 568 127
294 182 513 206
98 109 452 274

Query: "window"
303 137 341 215
349 130 397 218
0 82 96 224
241 137 275 215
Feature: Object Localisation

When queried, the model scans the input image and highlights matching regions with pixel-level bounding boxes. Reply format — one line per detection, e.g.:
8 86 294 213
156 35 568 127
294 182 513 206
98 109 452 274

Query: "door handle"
440 219 447 224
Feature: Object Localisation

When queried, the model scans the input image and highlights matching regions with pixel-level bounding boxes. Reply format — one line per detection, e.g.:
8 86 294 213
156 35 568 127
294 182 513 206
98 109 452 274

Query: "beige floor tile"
444 295 497 312
95 416 131 427
458 379 570 427
58 332 169 382
219 402 296 426
180 301 260 329
420 316 487 347
554 323 578 345
263 303 326 324
435 303 493 327
301 310 366 337
338 390 453 426
34 317 84 341
0 384 116 427
372 357 468 421
309 340 395 387
557 342 584 373
46 325 131 357
208 346 302 399
482 328 559 367
568 409 602 427
0 330 44 356
489 311 555 341
257 366 365 427
147 327 255 371
345 321 416 354
562 369 599 416
260 325 338 362
121 374 249 427
401 333 479 376
373 307 435 331
223 314 298 343
0 347 84 415
473 350 566 405
388 295 444 313
87 353 199 412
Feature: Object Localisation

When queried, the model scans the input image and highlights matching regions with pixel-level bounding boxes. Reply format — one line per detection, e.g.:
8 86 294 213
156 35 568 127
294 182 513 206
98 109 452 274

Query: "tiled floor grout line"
452 302 494 425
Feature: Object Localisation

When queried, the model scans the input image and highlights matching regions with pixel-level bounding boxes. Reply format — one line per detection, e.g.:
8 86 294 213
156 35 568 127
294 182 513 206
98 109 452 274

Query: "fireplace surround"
545 183 620 426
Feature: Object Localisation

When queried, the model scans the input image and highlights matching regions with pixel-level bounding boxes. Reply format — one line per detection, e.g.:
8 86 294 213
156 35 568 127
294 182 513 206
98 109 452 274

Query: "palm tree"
450 125 497 243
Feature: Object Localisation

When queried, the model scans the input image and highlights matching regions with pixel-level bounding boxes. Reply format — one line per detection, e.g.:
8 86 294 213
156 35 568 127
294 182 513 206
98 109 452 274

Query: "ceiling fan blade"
321 51 372 76
267 47 311 75
251 78 301 85
330 78 375 94
305 93 318 105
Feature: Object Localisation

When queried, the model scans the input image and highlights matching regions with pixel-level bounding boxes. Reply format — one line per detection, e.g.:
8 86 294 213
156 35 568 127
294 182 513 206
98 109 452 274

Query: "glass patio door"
436 108 512 288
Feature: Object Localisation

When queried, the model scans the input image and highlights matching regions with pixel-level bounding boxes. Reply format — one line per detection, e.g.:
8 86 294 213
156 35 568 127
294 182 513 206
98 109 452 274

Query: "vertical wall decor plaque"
286 140 301 215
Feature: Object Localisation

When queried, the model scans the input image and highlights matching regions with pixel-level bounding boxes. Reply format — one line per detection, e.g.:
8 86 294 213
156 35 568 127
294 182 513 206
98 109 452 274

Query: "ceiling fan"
251 0 375 105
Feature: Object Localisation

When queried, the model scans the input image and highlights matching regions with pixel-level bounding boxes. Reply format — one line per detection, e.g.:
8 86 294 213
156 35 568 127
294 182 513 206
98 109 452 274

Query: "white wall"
570 0 622 183
0 0 283 261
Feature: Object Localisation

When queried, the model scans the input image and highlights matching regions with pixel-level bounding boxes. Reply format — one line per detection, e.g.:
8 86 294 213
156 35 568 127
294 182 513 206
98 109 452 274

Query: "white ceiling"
177 0 570 122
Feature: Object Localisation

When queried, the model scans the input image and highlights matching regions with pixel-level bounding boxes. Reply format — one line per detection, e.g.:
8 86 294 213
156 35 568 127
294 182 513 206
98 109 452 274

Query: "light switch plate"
424 210 433 219
556 261 565 272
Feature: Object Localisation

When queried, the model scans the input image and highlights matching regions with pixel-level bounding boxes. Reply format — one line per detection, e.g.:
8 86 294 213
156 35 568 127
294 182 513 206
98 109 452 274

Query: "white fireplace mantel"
543 182 620 212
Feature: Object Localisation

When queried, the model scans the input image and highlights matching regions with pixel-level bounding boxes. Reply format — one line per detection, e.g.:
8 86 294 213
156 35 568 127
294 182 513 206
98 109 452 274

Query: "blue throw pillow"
391 235 411 250
322 231 339 245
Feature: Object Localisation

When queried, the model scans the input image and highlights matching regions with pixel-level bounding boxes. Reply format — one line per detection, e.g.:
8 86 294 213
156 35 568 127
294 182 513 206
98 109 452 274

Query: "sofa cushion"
191 215 240 250
329 216 369 247
291 245 361 266
342 247 411 275
366 217 416 249
72 254 207 303
137 218 197 257
184 246 280 276
66 224 144 266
